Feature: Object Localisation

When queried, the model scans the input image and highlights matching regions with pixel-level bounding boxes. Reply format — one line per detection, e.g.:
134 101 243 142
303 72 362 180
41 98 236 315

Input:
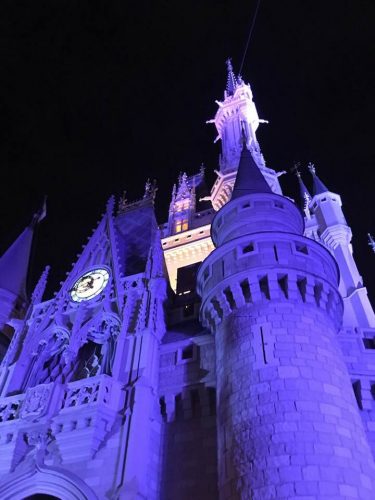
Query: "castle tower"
197 144 375 498
206 60 283 211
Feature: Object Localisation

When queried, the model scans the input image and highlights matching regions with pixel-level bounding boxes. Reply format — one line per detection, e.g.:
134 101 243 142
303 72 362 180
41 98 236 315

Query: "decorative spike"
106 195 115 215
225 58 238 96
30 265 50 305
118 190 128 214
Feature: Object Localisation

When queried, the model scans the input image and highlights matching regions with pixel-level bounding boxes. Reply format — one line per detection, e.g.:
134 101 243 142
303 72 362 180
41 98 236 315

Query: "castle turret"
197 144 375 498
307 163 375 328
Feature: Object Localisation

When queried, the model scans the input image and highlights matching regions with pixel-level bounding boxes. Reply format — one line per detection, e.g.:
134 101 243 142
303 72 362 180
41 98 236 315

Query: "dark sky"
0 0 374 302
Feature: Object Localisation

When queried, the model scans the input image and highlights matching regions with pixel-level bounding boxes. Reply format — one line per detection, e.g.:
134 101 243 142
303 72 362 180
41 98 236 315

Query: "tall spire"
308 162 329 195
225 58 238 96
0 199 46 302
231 141 271 200
0 225 34 300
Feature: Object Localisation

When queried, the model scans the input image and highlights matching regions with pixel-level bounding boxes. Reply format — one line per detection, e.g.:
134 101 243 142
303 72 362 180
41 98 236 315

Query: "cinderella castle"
0 61 374 499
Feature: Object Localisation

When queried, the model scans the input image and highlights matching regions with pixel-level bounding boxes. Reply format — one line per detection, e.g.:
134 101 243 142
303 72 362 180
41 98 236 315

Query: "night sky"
0 1 374 302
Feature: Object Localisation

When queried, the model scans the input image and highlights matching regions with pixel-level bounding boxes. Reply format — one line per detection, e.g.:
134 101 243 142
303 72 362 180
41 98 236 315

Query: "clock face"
70 269 109 302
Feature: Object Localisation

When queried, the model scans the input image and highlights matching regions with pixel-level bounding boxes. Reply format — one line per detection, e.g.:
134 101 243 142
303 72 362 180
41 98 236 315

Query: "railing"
0 394 25 423
61 375 113 410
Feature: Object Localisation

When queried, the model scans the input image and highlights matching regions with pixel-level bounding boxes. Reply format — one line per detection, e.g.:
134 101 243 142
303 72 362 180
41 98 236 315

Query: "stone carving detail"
23 329 70 389
20 383 53 419
74 314 121 380
0 394 24 423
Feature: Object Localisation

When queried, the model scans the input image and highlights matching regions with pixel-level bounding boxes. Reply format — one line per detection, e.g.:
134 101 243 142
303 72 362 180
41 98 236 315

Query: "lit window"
182 219 188 231
175 222 182 233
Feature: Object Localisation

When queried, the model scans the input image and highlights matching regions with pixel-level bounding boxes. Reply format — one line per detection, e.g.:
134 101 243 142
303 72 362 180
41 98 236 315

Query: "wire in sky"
239 0 262 76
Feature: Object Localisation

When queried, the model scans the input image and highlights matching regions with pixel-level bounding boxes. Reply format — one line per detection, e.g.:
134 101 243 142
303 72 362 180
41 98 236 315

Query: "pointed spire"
30 265 50 305
308 162 329 195
293 163 312 215
0 225 34 300
225 58 238 96
231 140 272 200
176 172 190 200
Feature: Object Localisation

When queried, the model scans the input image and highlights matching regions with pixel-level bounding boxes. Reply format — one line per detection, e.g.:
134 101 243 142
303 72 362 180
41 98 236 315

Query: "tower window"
182 345 194 359
295 243 308 255
242 243 254 254
176 344 198 364
175 219 188 233
363 338 375 349
352 380 363 410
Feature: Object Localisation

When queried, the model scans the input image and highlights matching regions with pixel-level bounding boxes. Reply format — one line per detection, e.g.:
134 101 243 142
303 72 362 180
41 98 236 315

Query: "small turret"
307 164 375 327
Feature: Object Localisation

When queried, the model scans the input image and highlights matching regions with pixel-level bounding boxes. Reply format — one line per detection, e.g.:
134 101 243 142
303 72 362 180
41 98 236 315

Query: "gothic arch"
0 466 98 500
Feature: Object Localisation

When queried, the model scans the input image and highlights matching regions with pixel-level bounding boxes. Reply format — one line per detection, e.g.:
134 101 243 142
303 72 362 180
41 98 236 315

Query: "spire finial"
225 58 238 96
30 196 47 228
118 190 128 213
368 234 375 254
307 162 316 175
144 178 158 201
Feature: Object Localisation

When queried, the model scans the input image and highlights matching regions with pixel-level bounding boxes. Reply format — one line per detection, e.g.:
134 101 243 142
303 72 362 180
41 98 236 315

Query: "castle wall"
158 335 218 499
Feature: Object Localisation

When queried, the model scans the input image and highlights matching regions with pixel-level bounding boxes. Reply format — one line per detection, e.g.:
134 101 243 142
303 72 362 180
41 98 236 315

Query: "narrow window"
297 276 307 302
242 243 254 254
240 279 251 303
273 245 279 262
277 274 288 298
259 276 270 300
352 381 363 410
159 397 167 420
314 283 323 307
211 298 223 319
223 287 236 309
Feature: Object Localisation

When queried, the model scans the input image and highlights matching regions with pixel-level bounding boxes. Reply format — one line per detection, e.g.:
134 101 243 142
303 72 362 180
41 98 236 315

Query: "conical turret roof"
308 163 329 195
231 142 272 200
0 225 34 300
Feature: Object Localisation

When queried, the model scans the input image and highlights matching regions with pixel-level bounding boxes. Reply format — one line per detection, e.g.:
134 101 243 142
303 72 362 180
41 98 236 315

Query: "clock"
70 268 110 302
